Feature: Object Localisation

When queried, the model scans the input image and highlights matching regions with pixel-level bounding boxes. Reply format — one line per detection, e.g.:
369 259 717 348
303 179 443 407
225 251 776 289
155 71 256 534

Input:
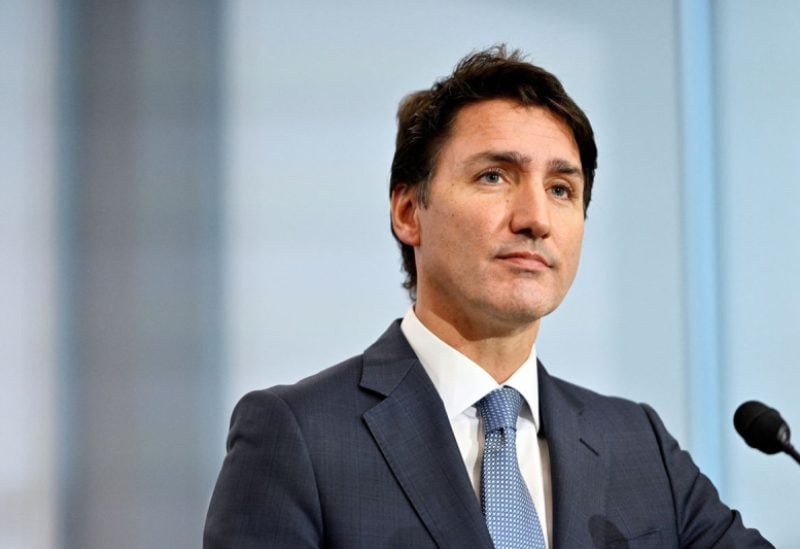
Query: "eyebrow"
548 158 583 179
463 150 532 168
462 150 583 179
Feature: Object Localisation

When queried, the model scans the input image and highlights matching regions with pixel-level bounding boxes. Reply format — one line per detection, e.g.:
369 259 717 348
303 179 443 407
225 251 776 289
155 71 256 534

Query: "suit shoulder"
238 319 413 414
257 355 365 401
545 372 655 429
232 353 369 422
546 372 642 409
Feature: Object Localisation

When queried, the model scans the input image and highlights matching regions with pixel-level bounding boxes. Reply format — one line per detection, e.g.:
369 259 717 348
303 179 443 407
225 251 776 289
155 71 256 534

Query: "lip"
496 251 552 271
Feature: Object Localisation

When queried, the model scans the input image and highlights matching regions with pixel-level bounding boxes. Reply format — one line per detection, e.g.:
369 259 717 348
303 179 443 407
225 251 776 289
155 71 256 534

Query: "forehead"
440 99 580 164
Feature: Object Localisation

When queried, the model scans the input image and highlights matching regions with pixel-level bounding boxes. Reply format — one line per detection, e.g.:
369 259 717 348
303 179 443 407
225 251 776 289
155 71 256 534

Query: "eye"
549 183 572 199
478 169 505 185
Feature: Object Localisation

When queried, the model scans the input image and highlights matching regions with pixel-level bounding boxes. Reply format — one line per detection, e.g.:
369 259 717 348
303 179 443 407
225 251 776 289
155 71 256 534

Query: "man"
204 47 771 548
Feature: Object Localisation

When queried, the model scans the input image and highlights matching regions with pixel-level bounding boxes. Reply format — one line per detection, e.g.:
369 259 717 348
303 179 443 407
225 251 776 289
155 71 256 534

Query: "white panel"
0 1 58 548
716 1 800 544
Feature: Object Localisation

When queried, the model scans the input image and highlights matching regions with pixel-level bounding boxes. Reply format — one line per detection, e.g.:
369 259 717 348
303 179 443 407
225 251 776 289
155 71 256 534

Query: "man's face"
400 99 585 330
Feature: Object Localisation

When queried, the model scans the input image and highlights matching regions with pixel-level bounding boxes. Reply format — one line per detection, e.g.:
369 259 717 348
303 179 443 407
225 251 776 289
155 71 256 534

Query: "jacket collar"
358 322 608 548
538 362 606 547
359 321 493 549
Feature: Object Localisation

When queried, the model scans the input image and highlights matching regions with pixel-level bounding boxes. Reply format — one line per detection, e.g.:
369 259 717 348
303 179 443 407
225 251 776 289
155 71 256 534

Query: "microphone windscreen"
733 400 788 455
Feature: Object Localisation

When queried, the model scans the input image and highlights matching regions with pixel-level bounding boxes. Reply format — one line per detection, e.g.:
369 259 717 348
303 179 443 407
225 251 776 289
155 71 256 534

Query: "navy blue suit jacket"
204 321 771 547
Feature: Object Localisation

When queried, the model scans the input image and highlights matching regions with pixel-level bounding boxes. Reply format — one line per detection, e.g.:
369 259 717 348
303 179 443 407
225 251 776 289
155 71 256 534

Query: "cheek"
432 202 474 242
564 227 585 271
423 195 507 261
421 207 468 264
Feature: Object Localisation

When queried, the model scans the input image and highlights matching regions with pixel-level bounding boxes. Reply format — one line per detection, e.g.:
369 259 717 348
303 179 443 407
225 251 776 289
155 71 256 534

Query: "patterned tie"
477 387 546 549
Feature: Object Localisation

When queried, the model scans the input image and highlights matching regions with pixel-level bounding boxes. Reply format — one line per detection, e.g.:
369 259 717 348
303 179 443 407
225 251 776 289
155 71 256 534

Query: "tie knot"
477 386 524 433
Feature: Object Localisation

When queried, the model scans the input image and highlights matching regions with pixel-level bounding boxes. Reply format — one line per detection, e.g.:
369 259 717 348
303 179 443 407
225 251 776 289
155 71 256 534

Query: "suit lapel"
360 322 492 549
538 362 607 547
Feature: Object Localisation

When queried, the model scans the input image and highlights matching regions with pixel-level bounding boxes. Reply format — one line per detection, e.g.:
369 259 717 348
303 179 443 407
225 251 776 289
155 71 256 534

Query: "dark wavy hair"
389 45 597 297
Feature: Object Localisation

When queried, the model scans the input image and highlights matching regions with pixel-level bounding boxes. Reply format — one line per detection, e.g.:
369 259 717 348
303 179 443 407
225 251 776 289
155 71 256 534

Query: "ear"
391 184 421 247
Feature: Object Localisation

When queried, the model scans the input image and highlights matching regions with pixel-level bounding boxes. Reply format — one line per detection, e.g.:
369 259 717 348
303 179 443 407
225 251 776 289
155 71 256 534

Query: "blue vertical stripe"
677 0 724 486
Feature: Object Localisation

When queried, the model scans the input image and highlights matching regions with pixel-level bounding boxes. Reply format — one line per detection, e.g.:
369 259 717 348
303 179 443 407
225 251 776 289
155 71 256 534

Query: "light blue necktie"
477 387 546 549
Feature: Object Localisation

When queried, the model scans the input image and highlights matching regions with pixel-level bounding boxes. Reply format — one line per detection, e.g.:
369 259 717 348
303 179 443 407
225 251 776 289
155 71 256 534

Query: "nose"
509 180 551 238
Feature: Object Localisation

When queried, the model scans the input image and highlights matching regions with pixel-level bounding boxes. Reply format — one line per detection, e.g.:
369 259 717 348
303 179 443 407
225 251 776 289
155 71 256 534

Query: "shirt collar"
400 307 541 432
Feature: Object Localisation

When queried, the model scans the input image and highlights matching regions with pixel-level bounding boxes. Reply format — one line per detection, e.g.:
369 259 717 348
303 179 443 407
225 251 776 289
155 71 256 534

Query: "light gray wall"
0 2 59 549
715 2 800 544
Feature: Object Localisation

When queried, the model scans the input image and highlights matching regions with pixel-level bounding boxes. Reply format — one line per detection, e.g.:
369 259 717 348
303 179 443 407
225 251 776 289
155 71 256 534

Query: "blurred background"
3 0 799 547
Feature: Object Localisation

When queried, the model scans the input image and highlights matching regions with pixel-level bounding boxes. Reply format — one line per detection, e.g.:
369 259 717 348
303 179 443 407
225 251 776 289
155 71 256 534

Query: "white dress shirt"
401 308 552 548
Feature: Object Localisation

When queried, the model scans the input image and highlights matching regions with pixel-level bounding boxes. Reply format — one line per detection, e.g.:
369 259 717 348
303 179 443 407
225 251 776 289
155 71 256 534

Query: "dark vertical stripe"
58 2 223 547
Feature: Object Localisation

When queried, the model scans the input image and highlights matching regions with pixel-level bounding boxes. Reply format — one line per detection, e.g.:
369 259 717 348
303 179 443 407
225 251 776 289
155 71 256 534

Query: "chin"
480 299 552 326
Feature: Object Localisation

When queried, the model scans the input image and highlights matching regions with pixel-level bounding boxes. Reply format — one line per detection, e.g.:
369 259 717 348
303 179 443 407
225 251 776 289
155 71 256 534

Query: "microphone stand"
784 443 800 466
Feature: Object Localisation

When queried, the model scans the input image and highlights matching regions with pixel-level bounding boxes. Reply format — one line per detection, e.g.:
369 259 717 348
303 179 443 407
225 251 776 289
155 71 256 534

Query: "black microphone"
734 400 800 465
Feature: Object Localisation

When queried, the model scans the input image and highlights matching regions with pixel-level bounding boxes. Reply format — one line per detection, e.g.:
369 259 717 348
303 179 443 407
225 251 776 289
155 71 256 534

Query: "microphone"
733 401 800 465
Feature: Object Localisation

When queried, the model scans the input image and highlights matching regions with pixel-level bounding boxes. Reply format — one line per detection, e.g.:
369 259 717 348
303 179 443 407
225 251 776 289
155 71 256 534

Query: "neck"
413 302 539 384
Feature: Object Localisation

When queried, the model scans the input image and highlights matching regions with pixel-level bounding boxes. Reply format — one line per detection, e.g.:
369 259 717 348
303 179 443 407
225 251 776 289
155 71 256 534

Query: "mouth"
495 250 552 271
